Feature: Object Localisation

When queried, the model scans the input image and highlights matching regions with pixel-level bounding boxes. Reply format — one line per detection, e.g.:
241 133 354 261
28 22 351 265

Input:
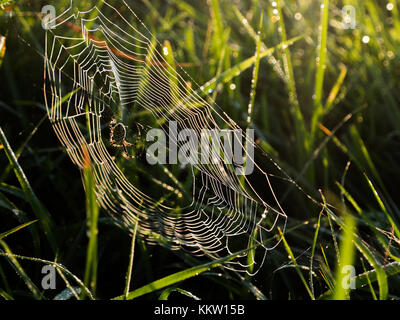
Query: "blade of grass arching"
0 220 38 241
197 35 304 96
0 241 42 299
112 247 255 300
278 228 315 300
124 220 139 300
364 173 400 240
276 1 308 164
309 209 322 297
82 147 99 298
311 0 330 143
0 127 58 253
332 213 356 300
246 12 263 127
159 287 200 300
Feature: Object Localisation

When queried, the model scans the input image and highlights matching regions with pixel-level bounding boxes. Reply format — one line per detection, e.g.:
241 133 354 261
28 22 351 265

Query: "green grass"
0 0 400 300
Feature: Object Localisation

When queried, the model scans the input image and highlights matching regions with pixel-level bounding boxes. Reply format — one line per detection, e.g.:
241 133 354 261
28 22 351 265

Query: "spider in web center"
104 108 146 160
109 118 135 159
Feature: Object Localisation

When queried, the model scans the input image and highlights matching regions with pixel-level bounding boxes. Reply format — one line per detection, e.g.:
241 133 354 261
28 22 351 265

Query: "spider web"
43 0 288 274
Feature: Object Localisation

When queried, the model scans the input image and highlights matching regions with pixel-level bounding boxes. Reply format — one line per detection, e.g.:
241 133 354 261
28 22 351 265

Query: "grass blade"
113 247 253 300
159 287 200 300
0 220 38 241
198 35 305 96
332 213 357 300
309 209 322 297
124 220 139 299
0 126 58 252
277 1 307 163
311 0 330 141
82 146 99 298
278 227 315 300
0 241 42 299
246 12 263 127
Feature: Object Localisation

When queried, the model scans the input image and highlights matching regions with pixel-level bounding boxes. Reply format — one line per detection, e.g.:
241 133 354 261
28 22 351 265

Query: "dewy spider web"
44 0 288 274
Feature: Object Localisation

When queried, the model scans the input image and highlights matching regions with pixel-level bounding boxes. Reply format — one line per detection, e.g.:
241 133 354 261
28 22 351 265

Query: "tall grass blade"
82 146 99 298
332 213 356 300
0 126 58 252
311 0 330 142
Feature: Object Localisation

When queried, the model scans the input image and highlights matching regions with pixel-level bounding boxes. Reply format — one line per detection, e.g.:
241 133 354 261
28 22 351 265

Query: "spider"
108 119 132 159
101 106 146 159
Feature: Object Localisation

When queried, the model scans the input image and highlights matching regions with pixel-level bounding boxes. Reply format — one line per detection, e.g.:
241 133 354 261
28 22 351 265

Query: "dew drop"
362 35 370 44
